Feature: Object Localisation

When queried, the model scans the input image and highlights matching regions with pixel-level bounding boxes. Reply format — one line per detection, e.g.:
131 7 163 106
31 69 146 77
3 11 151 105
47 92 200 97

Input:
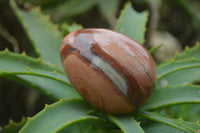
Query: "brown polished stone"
60 28 157 114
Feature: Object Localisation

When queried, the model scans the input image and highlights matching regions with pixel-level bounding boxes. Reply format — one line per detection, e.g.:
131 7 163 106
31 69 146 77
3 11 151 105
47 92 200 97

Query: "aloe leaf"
157 59 200 78
0 50 67 82
174 42 200 60
19 99 106 133
49 0 96 21
59 120 120 133
137 111 200 133
1 118 26 133
143 123 184 133
149 44 163 55
10 1 63 68
61 23 83 36
97 0 120 20
169 104 200 122
0 50 62 72
0 50 80 100
108 115 144 133
115 2 148 44
156 59 200 88
11 75 80 100
1 69 70 86
140 85 200 111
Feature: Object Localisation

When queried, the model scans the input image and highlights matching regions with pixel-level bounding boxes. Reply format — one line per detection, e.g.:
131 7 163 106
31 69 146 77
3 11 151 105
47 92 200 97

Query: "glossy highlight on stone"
60 28 157 114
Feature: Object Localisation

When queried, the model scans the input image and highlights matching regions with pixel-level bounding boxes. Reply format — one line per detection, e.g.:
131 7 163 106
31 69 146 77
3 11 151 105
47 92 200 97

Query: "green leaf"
50 0 96 21
149 44 163 55
21 0 46 5
10 1 63 68
141 85 200 110
174 42 200 60
169 104 200 122
60 121 121 133
137 111 200 133
157 59 200 78
156 59 200 88
115 2 148 44
0 50 80 100
0 50 65 81
97 0 120 19
19 99 105 133
143 123 184 133
61 23 83 36
13 75 80 100
1 118 26 133
108 115 144 133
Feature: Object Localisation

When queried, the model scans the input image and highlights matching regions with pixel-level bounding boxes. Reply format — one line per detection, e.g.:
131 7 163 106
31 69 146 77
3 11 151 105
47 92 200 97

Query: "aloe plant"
0 1 200 133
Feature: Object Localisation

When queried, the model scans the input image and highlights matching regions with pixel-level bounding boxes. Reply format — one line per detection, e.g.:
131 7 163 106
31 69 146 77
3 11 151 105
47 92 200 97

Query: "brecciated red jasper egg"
60 28 157 114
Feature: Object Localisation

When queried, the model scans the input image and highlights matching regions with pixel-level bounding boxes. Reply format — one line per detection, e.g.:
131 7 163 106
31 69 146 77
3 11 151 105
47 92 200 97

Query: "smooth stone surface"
60 28 157 114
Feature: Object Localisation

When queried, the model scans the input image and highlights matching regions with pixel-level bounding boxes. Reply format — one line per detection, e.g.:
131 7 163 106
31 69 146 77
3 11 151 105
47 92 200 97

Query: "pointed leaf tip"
115 2 148 44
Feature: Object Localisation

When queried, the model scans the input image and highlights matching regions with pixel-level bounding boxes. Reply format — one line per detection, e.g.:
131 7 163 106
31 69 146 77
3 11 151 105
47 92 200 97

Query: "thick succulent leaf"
157 59 200 78
59 121 121 133
143 123 184 133
97 0 120 20
1 118 26 133
61 23 83 36
10 1 63 68
0 50 66 81
174 42 200 60
149 44 163 55
10 75 80 101
140 85 200 110
137 111 200 133
169 104 200 122
49 0 96 21
0 50 80 100
0 50 57 71
156 59 200 88
108 115 144 133
21 0 47 5
19 99 107 133
115 2 148 44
